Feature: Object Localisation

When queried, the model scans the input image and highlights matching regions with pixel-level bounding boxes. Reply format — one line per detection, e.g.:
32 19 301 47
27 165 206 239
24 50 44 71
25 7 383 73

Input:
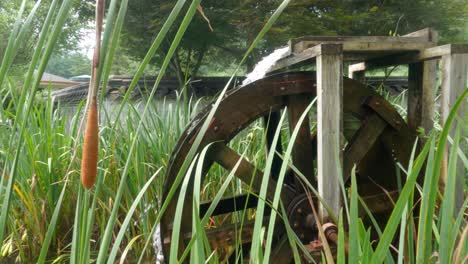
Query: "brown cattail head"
81 97 99 189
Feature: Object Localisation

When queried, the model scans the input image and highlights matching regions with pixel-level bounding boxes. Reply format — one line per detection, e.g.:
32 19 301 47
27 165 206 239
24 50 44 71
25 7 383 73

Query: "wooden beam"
291 35 434 53
293 41 432 54
349 44 468 71
440 53 468 216
316 43 343 220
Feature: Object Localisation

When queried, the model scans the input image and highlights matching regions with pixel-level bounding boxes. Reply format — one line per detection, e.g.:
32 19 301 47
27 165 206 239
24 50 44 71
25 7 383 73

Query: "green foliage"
45 52 91 78
120 0 467 77
0 0 94 75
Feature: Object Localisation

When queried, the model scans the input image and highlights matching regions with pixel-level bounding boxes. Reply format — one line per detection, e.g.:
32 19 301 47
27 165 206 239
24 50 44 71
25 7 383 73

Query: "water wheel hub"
287 194 318 243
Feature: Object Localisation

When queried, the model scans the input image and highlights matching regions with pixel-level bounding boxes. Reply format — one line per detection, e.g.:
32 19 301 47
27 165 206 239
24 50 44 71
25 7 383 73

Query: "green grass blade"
36 182 68 264
95 0 119 90
250 110 286 262
70 185 83 264
107 168 162 263
337 210 345 264
263 100 315 263
348 167 361 263
99 0 129 106
178 151 245 263
438 127 460 263
169 156 198 263
416 88 468 264
370 135 433 263
191 144 212 263
280 202 301 264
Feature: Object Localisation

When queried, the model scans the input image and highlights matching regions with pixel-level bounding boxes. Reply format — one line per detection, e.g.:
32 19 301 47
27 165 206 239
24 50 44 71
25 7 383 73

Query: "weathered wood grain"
316 44 343 219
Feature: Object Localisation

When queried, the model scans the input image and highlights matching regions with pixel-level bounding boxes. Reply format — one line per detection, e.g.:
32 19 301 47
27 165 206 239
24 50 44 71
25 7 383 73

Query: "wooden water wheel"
155 71 416 263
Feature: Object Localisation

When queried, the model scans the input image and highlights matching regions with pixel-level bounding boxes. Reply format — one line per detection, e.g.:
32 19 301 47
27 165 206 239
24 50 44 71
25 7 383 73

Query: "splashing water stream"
242 46 290 86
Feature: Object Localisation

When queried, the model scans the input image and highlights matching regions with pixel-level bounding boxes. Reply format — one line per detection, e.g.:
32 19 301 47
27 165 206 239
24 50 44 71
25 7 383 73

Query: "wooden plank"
440 53 468 216
316 43 343 219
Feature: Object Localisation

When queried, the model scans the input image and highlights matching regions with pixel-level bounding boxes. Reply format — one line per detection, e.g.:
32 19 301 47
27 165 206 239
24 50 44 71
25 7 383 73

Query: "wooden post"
421 61 437 133
316 44 343 220
407 29 438 135
407 62 424 133
440 53 468 216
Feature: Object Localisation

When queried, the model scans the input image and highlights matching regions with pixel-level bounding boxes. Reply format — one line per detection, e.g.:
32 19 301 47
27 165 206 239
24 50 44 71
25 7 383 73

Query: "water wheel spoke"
200 194 258 217
210 143 295 204
343 114 387 181
163 220 257 253
264 111 284 182
287 95 316 188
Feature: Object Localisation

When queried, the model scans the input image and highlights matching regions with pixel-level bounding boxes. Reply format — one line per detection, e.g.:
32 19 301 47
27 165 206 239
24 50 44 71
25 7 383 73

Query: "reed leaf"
416 88 468 264
106 168 162 264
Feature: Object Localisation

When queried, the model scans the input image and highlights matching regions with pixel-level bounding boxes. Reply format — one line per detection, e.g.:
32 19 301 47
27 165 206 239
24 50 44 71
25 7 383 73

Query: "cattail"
80 0 104 189
81 97 99 189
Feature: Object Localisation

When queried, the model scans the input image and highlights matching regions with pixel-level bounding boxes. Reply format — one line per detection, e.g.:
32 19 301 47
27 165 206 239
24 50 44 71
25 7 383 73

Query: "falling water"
242 46 290 86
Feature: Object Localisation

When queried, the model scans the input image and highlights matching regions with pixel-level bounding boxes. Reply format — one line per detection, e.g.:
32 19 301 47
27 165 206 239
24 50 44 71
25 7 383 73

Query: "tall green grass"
0 0 467 263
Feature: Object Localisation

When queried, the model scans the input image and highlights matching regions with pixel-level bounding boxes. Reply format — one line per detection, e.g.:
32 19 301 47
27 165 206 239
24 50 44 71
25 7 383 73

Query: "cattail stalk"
81 97 99 188
80 0 104 189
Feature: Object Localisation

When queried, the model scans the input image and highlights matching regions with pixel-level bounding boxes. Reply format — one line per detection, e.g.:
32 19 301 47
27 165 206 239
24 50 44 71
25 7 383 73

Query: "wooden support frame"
316 43 343 219
440 53 468 216
266 27 467 219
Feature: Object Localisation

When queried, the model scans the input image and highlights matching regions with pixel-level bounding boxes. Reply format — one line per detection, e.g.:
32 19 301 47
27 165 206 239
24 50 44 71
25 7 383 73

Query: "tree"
45 52 91 78
0 0 94 75
120 0 467 81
